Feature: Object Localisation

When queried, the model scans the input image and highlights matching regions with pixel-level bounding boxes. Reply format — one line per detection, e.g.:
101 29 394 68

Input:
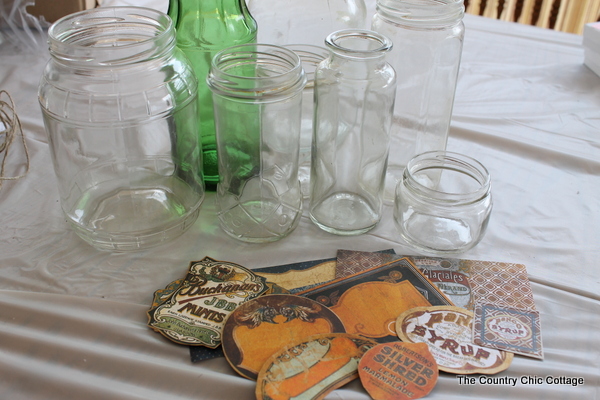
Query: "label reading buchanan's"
148 257 268 347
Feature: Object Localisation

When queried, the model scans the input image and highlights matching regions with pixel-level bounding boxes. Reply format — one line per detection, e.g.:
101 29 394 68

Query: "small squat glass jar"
394 151 492 255
39 7 205 252
207 44 306 243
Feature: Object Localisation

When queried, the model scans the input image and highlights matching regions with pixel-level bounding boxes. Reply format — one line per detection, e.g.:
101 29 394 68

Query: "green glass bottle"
168 0 257 189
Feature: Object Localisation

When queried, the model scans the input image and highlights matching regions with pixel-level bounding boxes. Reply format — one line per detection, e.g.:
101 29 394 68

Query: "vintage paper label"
150 278 184 309
468 261 536 312
358 342 438 400
222 294 346 380
335 249 398 279
473 302 543 359
300 258 452 343
256 333 377 400
148 257 268 347
396 306 513 375
335 251 543 358
255 258 338 293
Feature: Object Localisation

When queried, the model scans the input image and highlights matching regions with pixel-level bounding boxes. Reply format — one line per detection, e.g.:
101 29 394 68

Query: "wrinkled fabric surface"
0 1 599 399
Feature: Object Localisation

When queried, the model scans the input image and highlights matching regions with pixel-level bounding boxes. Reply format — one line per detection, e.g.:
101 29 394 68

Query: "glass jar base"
218 199 301 243
309 215 376 236
70 206 200 252
395 214 484 256
309 192 380 236
66 181 203 252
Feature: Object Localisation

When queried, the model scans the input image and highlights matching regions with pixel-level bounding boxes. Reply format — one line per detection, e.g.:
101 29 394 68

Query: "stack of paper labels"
151 250 544 399
584 22 600 77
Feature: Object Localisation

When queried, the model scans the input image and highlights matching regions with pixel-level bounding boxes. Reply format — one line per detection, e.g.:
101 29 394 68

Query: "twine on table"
0 90 30 190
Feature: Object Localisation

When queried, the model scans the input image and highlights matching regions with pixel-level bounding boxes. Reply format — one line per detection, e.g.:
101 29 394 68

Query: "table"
1 2 599 399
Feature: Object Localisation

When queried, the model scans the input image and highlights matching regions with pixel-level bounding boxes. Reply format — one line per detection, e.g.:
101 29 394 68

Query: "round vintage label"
396 306 513 374
222 294 346 380
358 341 438 400
256 333 377 400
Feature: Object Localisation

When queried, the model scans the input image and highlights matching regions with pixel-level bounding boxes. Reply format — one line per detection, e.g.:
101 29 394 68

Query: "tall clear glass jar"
207 44 306 243
310 30 396 236
38 7 205 252
372 0 465 200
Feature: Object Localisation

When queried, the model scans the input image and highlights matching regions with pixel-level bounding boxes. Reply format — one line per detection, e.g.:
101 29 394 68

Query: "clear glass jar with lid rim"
394 150 493 255
310 29 397 236
39 6 205 252
372 0 466 202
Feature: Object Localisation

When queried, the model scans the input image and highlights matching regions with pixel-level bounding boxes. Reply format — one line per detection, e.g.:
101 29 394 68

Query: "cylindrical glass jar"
284 44 330 198
372 0 465 201
394 151 492 255
38 7 205 252
207 44 306 243
309 30 396 235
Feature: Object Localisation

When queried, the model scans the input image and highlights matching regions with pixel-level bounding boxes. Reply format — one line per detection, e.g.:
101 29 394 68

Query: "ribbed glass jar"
39 7 205 252
394 151 492 255
372 0 465 201
207 44 306 243
310 30 396 235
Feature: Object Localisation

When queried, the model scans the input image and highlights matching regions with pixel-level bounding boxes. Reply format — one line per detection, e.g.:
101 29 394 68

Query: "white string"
0 90 30 190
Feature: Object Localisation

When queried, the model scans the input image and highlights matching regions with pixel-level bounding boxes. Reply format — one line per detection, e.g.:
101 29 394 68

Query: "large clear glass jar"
38 7 205 252
207 44 306 243
372 0 465 200
310 30 396 235
394 151 492 255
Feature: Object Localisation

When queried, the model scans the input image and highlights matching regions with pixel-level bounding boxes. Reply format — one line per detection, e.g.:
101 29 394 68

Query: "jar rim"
48 7 174 66
208 43 306 100
284 44 330 84
376 0 464 28
403 151 491 204
325 29 393 59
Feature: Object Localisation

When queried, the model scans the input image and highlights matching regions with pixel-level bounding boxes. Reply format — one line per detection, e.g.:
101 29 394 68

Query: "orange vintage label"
359 342 438 400
222 294 346 380
256 333 377 400
329 280 431 338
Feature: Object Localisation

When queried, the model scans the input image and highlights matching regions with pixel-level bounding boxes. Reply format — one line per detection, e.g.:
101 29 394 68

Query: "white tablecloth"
1 2 599 399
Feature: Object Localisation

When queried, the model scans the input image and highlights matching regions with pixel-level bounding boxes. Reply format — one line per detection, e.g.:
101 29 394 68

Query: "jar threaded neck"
326 29 393 60
376 0 464 28
48 7 175 66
